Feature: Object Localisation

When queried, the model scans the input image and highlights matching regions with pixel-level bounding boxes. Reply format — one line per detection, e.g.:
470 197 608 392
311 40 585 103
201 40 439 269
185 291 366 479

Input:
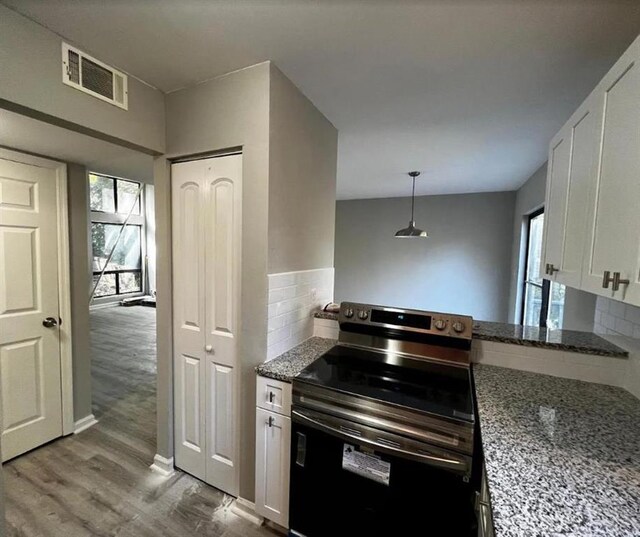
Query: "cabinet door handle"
612 272 630 292
267 416 275 427
268 391 275 403
602 271 614 289
546 263 559 275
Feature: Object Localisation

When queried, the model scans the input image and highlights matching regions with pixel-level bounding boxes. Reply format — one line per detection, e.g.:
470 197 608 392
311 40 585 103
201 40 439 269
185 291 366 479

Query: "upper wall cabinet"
542 35 640 307
541 94 599 289
582 38 640 306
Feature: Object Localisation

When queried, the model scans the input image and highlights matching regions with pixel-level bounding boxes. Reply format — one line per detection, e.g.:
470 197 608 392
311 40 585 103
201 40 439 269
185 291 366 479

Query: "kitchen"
0 2 639 537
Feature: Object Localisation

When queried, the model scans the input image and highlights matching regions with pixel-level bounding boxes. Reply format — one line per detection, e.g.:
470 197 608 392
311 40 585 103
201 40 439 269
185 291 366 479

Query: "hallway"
4 306 278 537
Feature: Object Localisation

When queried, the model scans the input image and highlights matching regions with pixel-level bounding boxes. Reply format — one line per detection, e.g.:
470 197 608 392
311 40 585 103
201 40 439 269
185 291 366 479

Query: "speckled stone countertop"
312 312 627 357
255 337 337 382
474 364 640 537
314 310 339 321
473 320 628 357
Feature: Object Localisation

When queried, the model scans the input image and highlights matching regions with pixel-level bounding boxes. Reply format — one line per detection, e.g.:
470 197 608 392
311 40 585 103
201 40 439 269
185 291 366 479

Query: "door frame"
0 147 74 436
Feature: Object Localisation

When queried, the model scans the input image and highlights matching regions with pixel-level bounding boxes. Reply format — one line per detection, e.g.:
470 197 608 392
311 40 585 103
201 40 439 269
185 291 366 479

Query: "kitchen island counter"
474 364 640 537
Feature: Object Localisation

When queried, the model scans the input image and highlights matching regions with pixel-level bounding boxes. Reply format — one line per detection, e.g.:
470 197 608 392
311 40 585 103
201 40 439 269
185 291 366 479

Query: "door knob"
205 345 213 353
42 317 58 328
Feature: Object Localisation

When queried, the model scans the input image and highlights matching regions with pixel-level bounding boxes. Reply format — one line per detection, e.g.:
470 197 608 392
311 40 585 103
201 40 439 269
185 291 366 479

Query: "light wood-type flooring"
4 306 279 537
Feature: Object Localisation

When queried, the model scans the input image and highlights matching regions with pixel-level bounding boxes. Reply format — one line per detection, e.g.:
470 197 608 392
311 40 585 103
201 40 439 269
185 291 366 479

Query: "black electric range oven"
289 303 478 537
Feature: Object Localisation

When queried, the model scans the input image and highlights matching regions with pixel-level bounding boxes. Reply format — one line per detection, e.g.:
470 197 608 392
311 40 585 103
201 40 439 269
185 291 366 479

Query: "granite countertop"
255 337 337 382
473 320 628 357
314 310 339 321
474 364 640 537
312 312 627 357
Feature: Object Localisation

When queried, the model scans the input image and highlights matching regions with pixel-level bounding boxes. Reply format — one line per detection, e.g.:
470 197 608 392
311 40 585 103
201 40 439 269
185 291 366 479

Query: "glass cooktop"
294 345 475 423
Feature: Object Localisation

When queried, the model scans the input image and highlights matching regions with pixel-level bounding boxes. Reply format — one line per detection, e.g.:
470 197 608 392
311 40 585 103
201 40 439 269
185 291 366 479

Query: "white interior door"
171 159 206 479
172 154 242 496
0 155 63 461
204 155 242 496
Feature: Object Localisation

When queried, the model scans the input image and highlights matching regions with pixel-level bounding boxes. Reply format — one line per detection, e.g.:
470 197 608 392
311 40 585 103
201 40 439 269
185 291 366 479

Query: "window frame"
89 173 146 302
520 207 551 328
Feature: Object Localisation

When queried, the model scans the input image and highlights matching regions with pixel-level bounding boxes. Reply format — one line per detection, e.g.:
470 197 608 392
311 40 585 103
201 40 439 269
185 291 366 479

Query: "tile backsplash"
267 268 334 360
594 297 640 339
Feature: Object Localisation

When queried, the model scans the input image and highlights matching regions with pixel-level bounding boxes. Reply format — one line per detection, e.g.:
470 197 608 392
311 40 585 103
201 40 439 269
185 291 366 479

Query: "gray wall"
162 62 271 500
335 192 516 322
268 64 338 273
0 5 165 154
67 164 93 421
507 163 547 323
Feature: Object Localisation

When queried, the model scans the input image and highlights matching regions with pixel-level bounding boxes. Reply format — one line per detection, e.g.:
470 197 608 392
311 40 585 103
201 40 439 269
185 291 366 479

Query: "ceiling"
0 109 154 183
3 0 640 199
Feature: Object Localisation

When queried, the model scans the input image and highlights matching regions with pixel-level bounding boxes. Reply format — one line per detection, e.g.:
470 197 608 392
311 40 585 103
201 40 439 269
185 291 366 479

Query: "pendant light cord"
411 176 416 222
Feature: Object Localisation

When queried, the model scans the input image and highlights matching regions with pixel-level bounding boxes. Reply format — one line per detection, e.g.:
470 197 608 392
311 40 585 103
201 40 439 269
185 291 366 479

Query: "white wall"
334 191 516 322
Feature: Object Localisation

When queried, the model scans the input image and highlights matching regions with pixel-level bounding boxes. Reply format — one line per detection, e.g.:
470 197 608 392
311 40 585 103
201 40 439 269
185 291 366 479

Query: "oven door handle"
292 409 469 474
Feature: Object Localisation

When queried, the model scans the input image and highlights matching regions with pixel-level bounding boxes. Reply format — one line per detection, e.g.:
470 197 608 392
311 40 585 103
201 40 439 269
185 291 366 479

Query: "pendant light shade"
395 171 428 238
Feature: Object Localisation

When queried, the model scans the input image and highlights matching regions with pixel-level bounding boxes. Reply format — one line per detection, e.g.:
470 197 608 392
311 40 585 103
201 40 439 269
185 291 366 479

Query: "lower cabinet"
255 376 292 528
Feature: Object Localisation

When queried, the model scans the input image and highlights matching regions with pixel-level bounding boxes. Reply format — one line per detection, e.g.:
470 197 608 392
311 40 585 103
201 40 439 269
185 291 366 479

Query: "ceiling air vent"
62 43 128 110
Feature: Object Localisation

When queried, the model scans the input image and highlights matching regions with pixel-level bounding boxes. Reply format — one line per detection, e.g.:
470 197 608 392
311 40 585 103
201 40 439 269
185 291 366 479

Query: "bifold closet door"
172 155 242 496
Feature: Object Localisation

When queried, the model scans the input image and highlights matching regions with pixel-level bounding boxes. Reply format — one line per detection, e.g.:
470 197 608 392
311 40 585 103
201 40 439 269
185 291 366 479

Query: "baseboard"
232 497 263 526
73 414 98 434
149 454 175 477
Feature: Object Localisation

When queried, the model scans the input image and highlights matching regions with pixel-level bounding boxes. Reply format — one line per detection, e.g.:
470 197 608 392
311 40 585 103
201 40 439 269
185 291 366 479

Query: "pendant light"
395 171 428 238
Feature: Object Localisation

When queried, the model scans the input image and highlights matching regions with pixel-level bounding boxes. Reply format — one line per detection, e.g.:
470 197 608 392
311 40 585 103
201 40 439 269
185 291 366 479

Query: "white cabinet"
172 154 243 495
541 94 599 288
255 408 291 527
541 34 640 307
581 37 640 306
257 375 292 416
255 376 292 528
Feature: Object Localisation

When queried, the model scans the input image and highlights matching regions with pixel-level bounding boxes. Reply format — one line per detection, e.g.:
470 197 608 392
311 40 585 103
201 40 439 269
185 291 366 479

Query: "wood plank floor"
4 306 279 537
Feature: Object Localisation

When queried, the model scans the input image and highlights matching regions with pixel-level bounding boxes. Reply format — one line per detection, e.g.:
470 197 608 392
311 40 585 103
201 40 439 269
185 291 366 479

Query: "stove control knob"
434 319 447 331
344 308 355 319
452 321 465 333
358 310 369 320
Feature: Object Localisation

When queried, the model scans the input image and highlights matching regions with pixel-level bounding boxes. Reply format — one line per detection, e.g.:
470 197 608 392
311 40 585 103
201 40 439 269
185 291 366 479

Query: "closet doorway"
171 154 242 496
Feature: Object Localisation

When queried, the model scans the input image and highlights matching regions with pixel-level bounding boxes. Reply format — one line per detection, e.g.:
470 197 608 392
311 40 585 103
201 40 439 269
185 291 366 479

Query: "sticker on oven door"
342 444 390 486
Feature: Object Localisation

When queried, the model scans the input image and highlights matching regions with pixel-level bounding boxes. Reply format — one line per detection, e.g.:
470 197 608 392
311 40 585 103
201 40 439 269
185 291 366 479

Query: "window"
521 209 565 329
89 174 144 299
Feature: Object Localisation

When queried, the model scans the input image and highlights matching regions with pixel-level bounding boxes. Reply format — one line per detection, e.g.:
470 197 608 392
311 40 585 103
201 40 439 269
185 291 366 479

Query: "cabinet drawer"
257 375 292 416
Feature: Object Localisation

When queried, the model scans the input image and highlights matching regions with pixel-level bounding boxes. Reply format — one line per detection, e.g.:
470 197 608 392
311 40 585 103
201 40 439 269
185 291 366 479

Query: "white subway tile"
609 299 627 319
267 268 334 357
268 285 296 304
614 317 635 338
595 296 609 313
624 304 640 327
268 325 291 346
268 272 297 289
268 315 285 333
603 313 617 331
